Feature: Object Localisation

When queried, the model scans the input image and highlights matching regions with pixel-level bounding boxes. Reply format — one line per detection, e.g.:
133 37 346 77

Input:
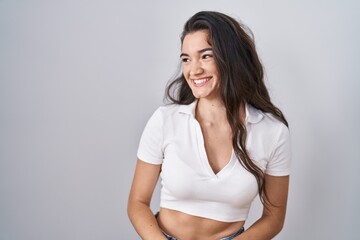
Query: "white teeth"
193 78 210 84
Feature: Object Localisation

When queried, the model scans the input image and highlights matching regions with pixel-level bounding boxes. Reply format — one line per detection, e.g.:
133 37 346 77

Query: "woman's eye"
181 58 190 63
202 54 213 59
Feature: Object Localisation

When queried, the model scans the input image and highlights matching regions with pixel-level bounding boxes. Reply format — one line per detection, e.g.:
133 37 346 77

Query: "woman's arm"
235 174 290 240
127 159 167 240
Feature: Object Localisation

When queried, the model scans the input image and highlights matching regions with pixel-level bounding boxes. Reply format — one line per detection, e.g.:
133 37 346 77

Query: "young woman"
128 11 291 240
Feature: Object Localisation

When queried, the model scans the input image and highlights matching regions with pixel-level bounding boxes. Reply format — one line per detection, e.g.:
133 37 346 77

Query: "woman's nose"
189 61 204 76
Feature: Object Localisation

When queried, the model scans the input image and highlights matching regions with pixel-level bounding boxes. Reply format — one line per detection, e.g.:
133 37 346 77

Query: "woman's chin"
191 90 207 99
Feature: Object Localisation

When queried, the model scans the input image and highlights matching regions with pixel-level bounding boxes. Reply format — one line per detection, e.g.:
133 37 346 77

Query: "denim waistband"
161 227 244 240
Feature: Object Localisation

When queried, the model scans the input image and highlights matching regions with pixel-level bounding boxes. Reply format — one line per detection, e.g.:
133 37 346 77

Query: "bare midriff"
157 208 245 239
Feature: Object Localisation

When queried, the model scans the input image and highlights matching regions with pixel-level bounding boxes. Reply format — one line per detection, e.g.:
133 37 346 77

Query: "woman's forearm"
127 201 167 240
234 215 284 240
235 175 289 239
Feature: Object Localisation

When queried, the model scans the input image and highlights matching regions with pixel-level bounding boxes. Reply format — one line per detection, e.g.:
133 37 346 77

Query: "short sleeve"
137 108 164 165
265 125 291 176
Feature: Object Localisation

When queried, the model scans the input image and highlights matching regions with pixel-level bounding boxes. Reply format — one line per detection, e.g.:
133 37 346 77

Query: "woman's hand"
127 159 167 240
235 174 290 240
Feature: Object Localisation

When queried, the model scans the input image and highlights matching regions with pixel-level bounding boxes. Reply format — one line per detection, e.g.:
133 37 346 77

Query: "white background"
0 0 359 239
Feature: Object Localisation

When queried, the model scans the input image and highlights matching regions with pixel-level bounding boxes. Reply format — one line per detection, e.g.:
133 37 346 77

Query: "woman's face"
181 30 221 100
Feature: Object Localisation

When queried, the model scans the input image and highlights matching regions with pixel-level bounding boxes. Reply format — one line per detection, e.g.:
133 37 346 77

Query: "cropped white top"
137 101 291 222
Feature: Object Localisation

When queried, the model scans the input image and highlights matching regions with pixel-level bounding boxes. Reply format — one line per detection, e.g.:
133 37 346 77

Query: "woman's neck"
195 98 227 125
195 97 246 125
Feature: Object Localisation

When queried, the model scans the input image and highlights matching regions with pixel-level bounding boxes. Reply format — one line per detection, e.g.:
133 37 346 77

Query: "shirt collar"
178 100 264 124
245 102 264 124
178 100 197 117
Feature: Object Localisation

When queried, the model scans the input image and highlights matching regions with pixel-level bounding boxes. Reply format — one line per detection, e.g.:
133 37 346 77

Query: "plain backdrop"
1 0 359 239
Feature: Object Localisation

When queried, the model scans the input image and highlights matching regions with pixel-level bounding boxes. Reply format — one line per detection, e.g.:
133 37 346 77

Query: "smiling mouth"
192 77 211 86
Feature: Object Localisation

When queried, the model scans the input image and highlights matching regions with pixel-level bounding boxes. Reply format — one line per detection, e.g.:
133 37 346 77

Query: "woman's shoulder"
262 112 288 130
247 104 289 136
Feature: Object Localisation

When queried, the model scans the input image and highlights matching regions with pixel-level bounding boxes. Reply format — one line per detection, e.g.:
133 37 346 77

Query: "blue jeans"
161 227 244 240
155 212 244 240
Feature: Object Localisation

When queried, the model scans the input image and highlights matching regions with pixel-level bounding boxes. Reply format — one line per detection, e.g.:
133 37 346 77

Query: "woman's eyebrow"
198 47 213 53
180 53 189 58
180 48 213 58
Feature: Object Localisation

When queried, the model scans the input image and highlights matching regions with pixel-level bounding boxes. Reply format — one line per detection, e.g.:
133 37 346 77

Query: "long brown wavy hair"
165 11 288 205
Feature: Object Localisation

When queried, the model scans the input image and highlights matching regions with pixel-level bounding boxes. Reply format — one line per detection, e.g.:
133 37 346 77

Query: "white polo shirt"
137 101 291 222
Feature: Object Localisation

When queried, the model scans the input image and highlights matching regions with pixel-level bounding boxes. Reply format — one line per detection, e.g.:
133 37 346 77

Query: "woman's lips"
192 77 211 87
